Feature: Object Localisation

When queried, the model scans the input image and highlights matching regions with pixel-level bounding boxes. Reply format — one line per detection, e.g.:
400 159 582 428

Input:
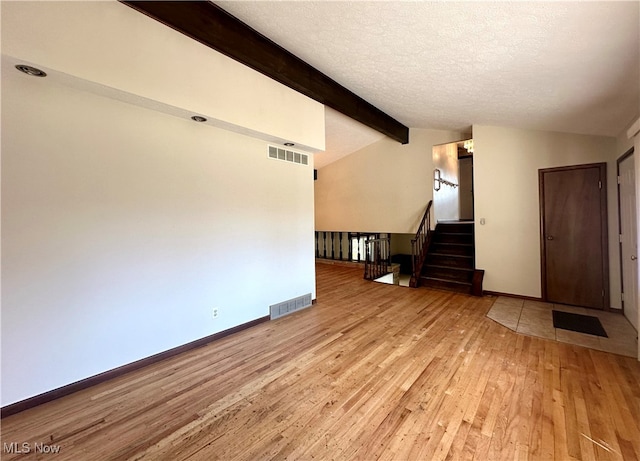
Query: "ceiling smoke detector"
15 64 47 77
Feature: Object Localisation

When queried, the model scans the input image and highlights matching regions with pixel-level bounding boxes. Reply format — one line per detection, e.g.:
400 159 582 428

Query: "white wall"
473 125 618 301
314 128 465 234
1 7 320 406
620 117 640 358
1 1 325 152
432 142 460 222
616 120 638 327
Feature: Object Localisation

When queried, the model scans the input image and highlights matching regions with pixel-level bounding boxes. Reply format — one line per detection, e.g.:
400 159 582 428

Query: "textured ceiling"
217 1 640 166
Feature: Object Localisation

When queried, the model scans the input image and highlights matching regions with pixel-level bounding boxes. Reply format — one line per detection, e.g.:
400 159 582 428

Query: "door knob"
546 236 554 240
632 255 638 261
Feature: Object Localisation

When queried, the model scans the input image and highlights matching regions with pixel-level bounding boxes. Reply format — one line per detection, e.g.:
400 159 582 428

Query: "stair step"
426 254 474 269
423 265 474 283
433 232 474 244
414 221 479 295
435 222 474 234
430 242 474 257
420 276 472 294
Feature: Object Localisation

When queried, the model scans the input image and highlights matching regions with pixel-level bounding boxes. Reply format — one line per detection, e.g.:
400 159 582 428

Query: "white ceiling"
217 1 640 167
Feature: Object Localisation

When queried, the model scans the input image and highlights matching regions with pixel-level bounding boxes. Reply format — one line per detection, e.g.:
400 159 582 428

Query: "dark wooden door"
540 163 609 309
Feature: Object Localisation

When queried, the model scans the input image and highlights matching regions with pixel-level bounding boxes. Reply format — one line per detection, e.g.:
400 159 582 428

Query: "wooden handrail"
410 201 433 287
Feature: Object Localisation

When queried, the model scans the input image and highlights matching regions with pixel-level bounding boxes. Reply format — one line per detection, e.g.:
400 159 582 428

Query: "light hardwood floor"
2 263 640 460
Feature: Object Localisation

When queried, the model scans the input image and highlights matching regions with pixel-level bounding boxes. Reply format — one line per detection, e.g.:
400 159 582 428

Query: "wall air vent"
270 293 313 320
268 145 309 166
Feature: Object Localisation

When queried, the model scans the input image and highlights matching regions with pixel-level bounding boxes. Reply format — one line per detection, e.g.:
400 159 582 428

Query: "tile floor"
487 297 639 358
374 272 411 287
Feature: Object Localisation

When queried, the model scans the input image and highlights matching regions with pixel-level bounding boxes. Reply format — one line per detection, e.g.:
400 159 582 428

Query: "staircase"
420 222 482 295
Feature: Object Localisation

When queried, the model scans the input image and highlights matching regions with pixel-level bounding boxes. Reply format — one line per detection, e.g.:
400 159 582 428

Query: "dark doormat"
552 310 608 337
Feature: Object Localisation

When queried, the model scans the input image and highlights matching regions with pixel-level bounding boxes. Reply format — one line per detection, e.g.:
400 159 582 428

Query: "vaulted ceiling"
216 1 640 167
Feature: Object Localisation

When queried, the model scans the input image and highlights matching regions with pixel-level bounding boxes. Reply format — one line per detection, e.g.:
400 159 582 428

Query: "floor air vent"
270 293 313 320
268 146 309 166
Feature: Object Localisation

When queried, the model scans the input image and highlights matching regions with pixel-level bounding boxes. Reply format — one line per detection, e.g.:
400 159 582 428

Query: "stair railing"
315 231 379 262
410 200 433 287
364 236 390 280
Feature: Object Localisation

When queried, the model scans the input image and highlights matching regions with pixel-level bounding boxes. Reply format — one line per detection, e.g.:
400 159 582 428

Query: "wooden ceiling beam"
120 1 409 144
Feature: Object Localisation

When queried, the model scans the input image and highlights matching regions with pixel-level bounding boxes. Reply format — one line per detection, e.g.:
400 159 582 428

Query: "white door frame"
627 118 640 360
617 149 638 330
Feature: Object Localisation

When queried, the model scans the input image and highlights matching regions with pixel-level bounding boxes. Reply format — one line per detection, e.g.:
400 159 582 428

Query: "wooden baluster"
384 237 388 272
364 235 368 263
364 241 369 279
370 242 374 279
332 232 335 260
379 239 382 278
315 231 319 258
411 239 416 276
339 233 343 260
386 234 389 266
363 238 373 277
383 239 386 275
323 232 327 259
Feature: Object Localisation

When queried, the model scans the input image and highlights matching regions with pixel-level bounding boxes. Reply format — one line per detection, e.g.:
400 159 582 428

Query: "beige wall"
314 128 465 234
390 234 414 255
1 2 320 406
459 157 474 220
473 125 618 302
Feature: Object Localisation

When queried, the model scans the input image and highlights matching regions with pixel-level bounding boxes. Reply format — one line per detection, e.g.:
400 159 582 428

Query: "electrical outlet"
212 308 219 319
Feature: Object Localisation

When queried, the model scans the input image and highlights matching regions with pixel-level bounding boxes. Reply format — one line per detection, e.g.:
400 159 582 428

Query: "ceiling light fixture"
15 64 47 77
463 140 474 153
284 142 295 147
191 115 207 122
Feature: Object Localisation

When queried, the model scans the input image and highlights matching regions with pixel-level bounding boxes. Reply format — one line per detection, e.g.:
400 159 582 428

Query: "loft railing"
410 201 433 287
315 231 380 262
364 236 391 281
